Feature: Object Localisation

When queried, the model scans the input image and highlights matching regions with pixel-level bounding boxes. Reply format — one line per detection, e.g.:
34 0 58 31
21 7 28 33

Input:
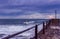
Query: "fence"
2 19 50 39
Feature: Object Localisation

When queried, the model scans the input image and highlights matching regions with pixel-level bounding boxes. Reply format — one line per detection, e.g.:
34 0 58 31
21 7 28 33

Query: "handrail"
2 24 39 39
2 19 50 39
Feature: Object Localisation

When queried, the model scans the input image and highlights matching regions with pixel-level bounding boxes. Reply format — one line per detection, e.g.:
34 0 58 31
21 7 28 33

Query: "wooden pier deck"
38 19 60 39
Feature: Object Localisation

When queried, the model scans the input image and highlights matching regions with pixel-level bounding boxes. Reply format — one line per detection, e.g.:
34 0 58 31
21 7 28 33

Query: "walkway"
38 19 60 39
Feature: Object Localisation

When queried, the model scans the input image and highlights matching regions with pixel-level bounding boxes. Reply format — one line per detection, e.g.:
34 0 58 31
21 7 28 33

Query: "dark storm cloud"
0 0 60 19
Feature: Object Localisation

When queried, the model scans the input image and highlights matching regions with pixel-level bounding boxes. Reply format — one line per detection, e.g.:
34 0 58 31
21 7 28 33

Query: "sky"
0 0 60 19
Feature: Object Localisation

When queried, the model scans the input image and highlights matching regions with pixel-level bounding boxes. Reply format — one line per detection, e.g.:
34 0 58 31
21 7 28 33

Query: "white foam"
0 24 35 34
0 24 43 39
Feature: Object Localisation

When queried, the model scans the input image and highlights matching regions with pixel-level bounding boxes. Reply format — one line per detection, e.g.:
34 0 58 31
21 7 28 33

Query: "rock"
52 36 59 39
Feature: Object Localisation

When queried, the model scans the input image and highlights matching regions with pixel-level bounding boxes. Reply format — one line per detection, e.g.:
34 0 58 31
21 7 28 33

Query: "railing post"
35 25 38 39
43 22 45 34
46 21 48 29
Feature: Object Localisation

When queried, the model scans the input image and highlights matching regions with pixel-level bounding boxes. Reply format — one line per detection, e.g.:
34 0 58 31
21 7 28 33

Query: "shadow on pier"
2 19 60 39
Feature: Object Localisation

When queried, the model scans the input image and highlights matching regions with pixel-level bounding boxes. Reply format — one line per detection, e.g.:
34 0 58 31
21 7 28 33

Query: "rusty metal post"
43 22 45 34
35 25 38 39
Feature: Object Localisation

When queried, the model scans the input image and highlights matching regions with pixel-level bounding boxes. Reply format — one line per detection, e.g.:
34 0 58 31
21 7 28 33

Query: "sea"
0 19 49 39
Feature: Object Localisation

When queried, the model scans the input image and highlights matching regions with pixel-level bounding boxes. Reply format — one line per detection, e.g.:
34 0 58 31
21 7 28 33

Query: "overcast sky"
0 0 60 19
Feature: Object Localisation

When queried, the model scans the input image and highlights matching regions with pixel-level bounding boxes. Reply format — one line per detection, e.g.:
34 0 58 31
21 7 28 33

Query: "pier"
38 19 60 39
2 19 60 39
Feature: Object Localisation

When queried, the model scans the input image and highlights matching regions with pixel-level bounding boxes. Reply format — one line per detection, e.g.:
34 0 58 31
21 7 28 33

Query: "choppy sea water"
0 19 49 39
